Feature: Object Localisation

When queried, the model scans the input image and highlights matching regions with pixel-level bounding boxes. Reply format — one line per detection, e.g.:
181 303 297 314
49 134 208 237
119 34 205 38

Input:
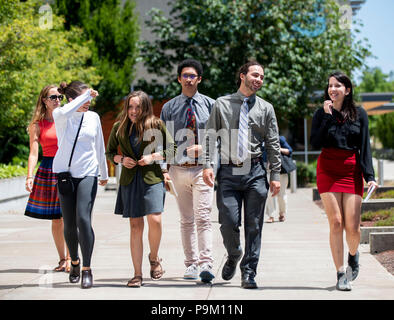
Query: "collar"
235 90 256 106
181 91 203 106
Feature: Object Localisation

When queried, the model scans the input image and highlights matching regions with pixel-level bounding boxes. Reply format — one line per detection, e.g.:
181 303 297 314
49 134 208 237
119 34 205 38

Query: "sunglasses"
47 95 64 101
181 74 198 80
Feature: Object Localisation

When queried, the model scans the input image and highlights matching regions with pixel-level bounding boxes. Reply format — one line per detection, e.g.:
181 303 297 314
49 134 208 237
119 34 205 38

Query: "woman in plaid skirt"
25 85 70 272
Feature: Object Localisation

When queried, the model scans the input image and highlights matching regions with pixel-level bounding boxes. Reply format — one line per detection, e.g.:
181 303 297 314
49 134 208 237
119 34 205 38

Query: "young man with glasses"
160 59 216 283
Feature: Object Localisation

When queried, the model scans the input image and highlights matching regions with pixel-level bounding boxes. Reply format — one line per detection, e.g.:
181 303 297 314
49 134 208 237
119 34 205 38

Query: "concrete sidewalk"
0 184 393 300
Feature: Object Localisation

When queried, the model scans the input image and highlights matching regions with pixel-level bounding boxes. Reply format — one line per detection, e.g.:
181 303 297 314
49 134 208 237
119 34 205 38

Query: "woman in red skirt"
310 72 378 291
25 85 70 272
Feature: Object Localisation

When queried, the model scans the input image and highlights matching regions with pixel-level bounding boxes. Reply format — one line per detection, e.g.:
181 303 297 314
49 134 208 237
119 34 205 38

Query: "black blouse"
310 106 375 182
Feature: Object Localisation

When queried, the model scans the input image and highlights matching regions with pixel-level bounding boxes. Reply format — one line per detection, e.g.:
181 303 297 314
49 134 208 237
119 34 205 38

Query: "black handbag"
280 153 296 174
57 115 84 195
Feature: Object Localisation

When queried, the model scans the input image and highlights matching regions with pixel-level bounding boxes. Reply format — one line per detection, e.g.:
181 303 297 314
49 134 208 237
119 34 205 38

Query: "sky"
352 0 394 83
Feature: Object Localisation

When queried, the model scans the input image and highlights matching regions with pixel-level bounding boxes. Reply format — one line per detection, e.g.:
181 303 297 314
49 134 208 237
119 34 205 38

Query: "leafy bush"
296 161 316 187
0 164 27 179
361 208 394 227
375 216 394 227
372 190 394 199
375 113 394 149
372 148 394 161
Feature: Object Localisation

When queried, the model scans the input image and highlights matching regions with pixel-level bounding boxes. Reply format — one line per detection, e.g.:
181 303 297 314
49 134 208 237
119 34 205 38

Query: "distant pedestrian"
25 85 71 272
310 71 378 291
106 90 176 287
54 81 108 289
264 135 294 223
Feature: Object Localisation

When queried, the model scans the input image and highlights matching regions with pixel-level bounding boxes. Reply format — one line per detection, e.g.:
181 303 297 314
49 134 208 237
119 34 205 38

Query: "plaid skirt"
25 157 62 219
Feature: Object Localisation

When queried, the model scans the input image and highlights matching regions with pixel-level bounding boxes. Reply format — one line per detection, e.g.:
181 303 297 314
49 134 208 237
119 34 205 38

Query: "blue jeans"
216 161 268 277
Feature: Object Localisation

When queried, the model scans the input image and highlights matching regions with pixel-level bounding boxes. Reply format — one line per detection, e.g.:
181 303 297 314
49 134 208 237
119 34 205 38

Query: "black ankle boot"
69 261 81 283
81 269 93 289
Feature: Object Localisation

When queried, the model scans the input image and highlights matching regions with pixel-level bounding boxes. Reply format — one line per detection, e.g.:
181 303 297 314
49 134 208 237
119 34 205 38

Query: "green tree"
357 67 394 93
357 67 394 149
138 0 371 119
0 0 100 163
375 113 394 149
55 0 140 113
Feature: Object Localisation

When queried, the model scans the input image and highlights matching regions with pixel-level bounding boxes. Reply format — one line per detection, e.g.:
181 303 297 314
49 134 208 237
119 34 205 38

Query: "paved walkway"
0 183 393 301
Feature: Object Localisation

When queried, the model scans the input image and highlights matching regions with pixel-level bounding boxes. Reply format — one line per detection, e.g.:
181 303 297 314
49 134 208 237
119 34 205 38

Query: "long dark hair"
324 71 357 121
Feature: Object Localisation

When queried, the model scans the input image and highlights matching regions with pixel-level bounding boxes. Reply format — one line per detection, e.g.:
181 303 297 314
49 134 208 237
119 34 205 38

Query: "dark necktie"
185 98 198 144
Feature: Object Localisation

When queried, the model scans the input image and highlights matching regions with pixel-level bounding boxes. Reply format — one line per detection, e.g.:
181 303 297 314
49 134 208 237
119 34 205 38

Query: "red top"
38 119 58 157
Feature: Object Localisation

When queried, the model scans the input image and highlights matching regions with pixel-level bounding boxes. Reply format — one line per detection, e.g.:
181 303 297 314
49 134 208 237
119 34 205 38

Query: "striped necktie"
185 98 198 144
237 97 249 162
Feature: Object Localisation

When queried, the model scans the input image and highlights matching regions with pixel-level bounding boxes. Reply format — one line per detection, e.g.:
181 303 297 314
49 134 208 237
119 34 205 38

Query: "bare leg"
342 193 362 256
320 192 345 271
146 213 162 260
129 217 144 277
52 218 66 264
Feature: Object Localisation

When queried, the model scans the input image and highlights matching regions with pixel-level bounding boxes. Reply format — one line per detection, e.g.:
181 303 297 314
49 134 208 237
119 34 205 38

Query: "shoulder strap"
68 114 84 168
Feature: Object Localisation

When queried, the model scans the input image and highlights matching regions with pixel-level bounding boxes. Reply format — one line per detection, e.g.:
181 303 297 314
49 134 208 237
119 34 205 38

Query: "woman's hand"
323 100 333 115
25 177 34 193
90 89 99 98
121 156 137 169
367 180 378 194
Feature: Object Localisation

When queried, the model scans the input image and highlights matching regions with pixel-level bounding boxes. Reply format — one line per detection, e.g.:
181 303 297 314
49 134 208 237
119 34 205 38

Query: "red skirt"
316 148 363 197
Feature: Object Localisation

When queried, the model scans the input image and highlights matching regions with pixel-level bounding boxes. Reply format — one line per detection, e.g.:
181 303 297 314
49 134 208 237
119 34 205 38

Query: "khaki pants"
169 166 214 268
265 173 289 218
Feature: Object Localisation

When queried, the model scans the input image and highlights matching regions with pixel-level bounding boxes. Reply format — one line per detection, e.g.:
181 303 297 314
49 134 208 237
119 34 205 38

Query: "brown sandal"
127 275 143 288
54 259 66 272
148 253 165 280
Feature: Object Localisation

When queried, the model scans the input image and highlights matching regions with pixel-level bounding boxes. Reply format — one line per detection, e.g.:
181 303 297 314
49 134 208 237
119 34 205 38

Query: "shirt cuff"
270 171 281 182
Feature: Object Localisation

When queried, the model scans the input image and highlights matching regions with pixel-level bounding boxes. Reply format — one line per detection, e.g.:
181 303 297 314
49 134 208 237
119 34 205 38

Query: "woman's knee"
130 217 144 232
329 219 343 233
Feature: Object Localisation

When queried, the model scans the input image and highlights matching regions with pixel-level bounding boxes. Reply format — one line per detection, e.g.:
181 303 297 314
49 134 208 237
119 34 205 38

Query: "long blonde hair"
116 91 163 141
27 84 57 133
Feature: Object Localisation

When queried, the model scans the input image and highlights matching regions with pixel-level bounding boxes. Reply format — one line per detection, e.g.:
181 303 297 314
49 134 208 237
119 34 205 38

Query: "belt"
222 157 262 167
176 163 202 168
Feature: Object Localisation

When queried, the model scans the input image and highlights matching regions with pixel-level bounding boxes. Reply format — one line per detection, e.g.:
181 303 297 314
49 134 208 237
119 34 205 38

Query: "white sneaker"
184 264 199 279
199 264 215 283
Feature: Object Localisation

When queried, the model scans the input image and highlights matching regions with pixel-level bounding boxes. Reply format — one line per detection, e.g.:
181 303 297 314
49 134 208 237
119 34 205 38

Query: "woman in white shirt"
53 81 108 289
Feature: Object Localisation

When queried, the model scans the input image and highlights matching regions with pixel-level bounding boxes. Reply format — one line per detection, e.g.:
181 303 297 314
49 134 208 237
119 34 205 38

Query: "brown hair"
27 84 58 132
58 80 89 101
236 60 264 88
116 91 163 141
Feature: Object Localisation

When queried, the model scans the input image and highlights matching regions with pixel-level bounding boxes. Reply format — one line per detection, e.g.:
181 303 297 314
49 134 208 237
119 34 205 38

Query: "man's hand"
186 144 202 158
270 180 281 197
163 173 171 191
99 179 108 186
203 168 215 187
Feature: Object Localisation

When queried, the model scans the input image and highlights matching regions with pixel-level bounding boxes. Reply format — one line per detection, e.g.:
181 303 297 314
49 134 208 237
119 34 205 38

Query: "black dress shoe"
241 273 257 289
222 255 242 281
81 269 93 289
69 261 80 283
